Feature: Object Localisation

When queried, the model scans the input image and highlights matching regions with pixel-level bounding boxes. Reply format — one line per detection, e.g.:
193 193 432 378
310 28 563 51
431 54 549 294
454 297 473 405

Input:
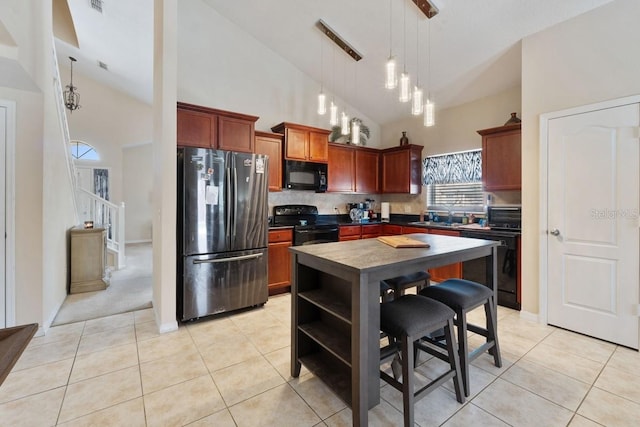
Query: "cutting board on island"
377 235 430 248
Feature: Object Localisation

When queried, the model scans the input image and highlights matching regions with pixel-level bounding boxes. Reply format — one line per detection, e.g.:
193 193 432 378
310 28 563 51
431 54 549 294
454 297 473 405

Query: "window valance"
423 149 482 185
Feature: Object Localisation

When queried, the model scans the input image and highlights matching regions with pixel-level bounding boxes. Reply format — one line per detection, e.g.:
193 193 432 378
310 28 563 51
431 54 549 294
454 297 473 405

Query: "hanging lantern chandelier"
64 56 81 112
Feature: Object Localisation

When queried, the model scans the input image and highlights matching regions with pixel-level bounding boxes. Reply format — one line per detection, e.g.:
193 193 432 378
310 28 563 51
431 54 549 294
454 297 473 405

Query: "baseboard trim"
519 310 540 324
158 321 178 334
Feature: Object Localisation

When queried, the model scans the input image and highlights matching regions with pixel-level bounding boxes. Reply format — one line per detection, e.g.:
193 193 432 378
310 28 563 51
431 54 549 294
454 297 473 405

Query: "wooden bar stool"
380 294 464 427
419 278 501 396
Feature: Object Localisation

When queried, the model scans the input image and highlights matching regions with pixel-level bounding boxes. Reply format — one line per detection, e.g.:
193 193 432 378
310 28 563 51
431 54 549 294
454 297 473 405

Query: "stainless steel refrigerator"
177 147 269 321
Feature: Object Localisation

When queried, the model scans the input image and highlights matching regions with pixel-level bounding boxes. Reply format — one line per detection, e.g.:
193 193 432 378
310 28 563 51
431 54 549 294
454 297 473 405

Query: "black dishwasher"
460 231 520 310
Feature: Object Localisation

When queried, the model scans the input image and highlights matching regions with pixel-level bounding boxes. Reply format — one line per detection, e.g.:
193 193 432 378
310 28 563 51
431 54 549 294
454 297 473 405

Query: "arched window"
69 140 100 161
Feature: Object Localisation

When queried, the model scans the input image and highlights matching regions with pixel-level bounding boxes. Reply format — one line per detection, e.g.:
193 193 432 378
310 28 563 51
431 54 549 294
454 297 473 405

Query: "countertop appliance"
272 205 339 246
283 160 327 192
177 147 269 321
487 205 522 231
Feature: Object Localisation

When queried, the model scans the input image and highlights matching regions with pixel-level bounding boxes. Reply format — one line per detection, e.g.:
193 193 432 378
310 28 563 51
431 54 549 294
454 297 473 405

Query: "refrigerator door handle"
193 253 264 264
225 167 232 241
233 165 238 239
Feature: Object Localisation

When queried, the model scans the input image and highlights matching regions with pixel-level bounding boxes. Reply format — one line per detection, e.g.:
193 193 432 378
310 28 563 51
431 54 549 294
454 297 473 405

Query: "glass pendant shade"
351 120 360 145
385 56 398 89
411 86 423 115
399 72 411 103
424 98 435 127
329 102 338 126
341 112 350 135
317 92 326 115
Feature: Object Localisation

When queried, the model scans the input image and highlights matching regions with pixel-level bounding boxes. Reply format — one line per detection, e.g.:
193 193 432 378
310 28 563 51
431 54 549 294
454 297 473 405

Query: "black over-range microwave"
283 160 327 192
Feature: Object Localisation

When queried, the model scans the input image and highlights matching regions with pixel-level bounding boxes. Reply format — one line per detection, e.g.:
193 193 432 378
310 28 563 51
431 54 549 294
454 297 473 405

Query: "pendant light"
411 15 424 116
317 34 326 115
64 56 81 112
424 17 435 127
351 118 361 145
399 1 411 103
340 54 349 135
330 101 338 126
384 0 397 89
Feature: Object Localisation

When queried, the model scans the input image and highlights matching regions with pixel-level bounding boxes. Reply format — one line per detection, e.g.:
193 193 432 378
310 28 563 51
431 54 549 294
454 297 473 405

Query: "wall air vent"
90 0 103 13
98 61 108 70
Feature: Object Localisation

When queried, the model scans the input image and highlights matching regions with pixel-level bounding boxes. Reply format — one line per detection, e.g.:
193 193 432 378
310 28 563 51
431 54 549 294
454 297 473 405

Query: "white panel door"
0 106 6 328
547 103 639 349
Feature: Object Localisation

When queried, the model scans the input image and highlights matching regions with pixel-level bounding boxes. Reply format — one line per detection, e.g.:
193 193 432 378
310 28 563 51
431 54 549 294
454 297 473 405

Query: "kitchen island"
289 233 498 426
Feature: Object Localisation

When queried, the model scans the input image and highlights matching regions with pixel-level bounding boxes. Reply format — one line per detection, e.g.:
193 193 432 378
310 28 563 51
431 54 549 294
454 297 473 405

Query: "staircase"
52 43 126 269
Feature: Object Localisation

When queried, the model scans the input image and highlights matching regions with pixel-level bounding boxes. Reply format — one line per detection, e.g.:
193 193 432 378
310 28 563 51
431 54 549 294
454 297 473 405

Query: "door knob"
549 229 560 236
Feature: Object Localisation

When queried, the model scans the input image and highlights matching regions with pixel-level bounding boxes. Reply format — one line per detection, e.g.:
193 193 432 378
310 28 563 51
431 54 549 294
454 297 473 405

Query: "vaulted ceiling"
54 0 612 125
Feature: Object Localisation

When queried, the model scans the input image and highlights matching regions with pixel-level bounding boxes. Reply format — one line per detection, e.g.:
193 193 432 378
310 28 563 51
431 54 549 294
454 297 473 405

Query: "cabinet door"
481 127 521 191
285 128 308 160
308 131 328 162
268 229 293 295
177 109 216 148
328 144 355 192
361 224 381 239
382 150 409 193
339 225 361 241
355 149 380 193
255 134 282 192
218 115 255 153
381 224 402 235
428 229 462 282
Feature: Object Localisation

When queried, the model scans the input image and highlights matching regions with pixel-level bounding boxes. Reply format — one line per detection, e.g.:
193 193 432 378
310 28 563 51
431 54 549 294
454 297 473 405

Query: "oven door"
294 226 339 246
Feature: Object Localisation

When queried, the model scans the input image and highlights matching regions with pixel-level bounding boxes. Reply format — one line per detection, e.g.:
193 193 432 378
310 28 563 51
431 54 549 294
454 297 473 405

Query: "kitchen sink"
408 221 432 226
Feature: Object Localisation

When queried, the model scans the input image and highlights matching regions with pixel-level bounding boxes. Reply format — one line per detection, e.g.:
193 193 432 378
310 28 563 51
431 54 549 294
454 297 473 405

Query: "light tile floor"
1 294 640 426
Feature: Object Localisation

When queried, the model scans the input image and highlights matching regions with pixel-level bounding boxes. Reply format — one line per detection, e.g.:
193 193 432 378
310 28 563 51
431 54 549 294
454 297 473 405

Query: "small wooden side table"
69 226 107 294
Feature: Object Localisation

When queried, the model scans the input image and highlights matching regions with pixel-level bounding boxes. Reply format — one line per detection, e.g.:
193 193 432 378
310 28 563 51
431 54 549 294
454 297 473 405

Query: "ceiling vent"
98 61 108 70
90 0 103 13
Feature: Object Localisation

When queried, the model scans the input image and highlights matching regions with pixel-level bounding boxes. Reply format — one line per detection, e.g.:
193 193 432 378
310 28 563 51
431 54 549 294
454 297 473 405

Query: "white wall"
0 0 77 330
382 86 522 154
65 66 153 207
123 142 153 242
177 0 381 148
521 0 640 314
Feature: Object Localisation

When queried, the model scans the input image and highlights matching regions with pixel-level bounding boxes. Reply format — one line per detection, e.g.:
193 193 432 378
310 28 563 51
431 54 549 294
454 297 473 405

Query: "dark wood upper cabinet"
355 148 380 193
478 123 521 191
177 108 216 148
271 122 330 163
327 143 380 194
176 102 258 153
381 144 424 194
327 143 355 192
254 131 283 192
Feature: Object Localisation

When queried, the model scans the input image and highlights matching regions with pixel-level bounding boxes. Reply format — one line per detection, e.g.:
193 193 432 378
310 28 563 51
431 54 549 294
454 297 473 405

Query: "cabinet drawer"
402 226 428 234
268 229 293 243
339 225 361 238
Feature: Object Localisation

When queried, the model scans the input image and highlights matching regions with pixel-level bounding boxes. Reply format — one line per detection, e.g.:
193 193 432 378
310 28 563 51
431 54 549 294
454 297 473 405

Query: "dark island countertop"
289 233 498 275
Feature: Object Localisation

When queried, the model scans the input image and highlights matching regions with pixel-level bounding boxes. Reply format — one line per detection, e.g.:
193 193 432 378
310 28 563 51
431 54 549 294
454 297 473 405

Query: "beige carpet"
52 243 153 326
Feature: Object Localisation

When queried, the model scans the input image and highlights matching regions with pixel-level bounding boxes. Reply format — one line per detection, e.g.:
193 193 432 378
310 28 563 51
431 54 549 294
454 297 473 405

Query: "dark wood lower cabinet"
427 228 462 282
268 229 293 295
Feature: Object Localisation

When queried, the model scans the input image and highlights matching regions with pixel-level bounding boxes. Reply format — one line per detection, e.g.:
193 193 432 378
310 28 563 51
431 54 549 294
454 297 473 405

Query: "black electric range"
272 205 339 246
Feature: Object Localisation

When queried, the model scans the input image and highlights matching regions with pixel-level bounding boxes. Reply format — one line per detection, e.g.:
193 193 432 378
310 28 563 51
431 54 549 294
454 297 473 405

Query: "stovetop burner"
272 204 320 227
